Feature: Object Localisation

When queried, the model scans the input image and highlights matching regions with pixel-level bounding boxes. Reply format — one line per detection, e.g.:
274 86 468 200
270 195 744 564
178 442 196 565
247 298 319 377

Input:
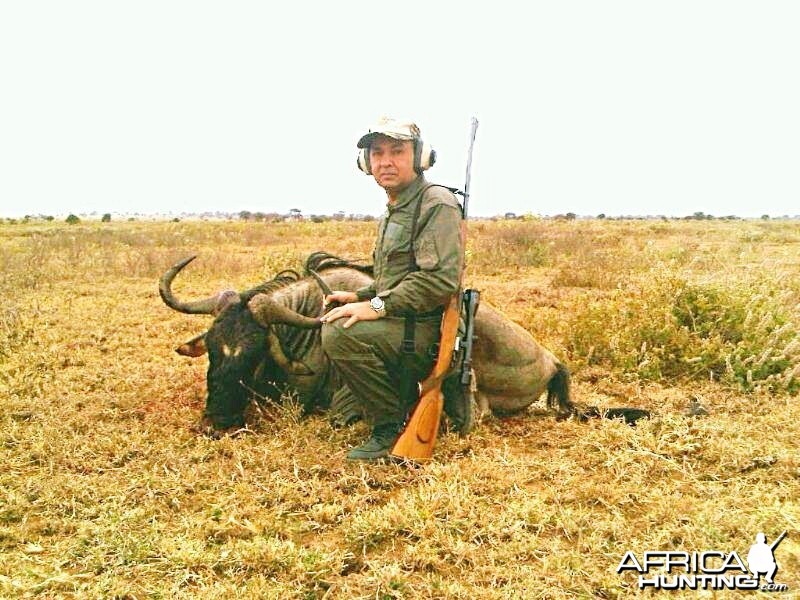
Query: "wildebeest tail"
305 252 374 276
547 362 574 417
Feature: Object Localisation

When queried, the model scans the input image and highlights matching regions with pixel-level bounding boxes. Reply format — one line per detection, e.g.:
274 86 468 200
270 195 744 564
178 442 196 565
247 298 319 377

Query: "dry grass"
0 218 798 598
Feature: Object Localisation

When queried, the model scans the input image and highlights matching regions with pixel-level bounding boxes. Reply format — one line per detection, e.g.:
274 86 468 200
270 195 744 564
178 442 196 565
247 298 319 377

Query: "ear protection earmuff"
413 140 436 174
357 140 437 175
357 148 372 174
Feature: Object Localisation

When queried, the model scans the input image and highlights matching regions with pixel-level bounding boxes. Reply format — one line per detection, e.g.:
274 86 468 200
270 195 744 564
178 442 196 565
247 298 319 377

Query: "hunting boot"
346 422 402 461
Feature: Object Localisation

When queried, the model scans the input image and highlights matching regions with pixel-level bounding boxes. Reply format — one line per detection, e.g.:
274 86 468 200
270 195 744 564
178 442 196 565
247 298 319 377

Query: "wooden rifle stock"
390 223 466 461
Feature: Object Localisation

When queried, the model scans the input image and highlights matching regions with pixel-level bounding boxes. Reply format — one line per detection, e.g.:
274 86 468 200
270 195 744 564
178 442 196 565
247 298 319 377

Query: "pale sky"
2 1 798 218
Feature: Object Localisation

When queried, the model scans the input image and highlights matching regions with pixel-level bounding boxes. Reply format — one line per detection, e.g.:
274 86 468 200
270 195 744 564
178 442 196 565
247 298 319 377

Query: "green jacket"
356 175 464 317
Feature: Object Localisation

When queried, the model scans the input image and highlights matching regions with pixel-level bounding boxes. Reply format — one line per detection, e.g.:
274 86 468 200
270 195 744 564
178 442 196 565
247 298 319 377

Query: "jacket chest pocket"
381 221 410 258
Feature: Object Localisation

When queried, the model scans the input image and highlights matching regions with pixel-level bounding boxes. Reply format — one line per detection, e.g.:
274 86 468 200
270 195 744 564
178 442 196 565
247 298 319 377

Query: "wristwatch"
369 296 386 317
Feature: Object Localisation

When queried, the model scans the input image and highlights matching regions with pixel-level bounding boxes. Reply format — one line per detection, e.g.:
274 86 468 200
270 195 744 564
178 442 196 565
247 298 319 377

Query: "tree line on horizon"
2 210 799 225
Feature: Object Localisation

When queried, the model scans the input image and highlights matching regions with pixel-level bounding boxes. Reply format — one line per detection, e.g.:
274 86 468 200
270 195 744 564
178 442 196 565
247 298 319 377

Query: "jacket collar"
386 175 427 213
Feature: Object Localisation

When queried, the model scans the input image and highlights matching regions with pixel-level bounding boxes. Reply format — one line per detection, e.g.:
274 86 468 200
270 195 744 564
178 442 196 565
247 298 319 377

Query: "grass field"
1 218 798 598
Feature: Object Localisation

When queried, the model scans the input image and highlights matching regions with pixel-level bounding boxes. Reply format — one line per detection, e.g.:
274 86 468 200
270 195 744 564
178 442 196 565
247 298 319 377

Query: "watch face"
370 297 384 310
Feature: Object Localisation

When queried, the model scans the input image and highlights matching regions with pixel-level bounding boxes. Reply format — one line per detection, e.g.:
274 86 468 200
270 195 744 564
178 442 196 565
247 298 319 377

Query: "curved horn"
308 269 333 297
267 331 315 376
248 295 322 329
159 255 222 315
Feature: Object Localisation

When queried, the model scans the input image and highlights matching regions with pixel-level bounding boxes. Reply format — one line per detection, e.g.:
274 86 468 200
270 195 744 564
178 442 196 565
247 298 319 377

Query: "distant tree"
127 217 136 222
565 212 577 220
289 208 302 220
310 214 327 223
504 212 517 220
597 213 606 219
761 214 770 220
172 217 180 222
44 215 54 222
239 210 252 221
66 214 80 224
333 211 345 221
101 213 111 222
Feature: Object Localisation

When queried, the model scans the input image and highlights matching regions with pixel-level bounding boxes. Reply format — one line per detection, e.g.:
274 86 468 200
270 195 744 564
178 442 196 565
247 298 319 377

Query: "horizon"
7 209 800 222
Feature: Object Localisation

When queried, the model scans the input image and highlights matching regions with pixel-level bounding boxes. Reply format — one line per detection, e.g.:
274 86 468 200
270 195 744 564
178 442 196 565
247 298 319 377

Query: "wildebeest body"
160 253 574 431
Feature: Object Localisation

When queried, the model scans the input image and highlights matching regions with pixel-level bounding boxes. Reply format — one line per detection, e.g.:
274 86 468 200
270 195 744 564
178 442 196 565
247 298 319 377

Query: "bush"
470 221 550 269
65 214 80 225
101 213 111 222
566 268 800 393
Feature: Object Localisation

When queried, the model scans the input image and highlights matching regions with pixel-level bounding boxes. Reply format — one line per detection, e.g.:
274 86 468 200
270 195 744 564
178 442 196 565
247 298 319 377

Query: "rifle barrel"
462 118 479 219
770 530 787 551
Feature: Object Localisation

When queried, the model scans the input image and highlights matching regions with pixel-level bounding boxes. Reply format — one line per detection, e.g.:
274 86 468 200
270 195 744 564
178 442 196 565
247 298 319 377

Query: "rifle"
770 530 787 552
391 117 479 462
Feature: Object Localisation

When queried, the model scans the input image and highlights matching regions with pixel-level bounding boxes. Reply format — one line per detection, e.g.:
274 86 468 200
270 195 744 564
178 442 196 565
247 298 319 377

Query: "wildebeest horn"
159 255 230 315
248 295 322 329
308 269 333 297
267 331 315 375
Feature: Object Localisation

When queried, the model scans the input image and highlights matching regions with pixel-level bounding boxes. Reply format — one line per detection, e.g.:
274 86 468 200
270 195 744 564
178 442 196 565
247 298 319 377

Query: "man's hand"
323 291 359 309
320 300 380 329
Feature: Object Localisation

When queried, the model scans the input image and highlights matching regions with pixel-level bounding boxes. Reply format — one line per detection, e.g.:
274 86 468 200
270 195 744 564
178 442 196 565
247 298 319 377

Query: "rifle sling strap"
400 184 460 407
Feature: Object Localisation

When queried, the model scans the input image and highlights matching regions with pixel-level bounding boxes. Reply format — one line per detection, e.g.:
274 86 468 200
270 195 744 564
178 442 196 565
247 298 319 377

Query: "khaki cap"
357 116 421 148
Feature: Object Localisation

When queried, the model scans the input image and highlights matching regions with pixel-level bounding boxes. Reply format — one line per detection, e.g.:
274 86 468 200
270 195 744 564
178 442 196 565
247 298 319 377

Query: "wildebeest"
159 252 645 433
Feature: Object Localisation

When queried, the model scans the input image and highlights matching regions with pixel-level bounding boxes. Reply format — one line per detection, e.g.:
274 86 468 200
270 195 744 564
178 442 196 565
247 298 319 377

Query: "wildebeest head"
159 256 322 433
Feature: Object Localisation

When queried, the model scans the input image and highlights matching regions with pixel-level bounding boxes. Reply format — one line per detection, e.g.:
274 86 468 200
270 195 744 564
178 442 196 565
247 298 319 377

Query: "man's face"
369 136 417 194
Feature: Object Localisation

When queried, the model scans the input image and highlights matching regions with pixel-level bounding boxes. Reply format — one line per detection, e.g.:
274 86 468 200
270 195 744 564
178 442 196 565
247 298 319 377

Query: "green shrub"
567 268 800 393
66 214 80 224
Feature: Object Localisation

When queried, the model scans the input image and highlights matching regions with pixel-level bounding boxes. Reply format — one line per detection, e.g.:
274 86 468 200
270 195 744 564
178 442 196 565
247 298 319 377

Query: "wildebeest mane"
240 270 302 303
238 252 372 304
304 251 374 277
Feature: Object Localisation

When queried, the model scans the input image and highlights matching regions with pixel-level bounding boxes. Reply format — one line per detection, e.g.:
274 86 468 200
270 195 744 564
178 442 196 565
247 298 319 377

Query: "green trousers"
321 316 440 427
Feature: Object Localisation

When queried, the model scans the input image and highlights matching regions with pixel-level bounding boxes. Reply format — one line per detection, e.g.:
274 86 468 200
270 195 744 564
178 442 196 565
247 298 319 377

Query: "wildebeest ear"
176 333 208 357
